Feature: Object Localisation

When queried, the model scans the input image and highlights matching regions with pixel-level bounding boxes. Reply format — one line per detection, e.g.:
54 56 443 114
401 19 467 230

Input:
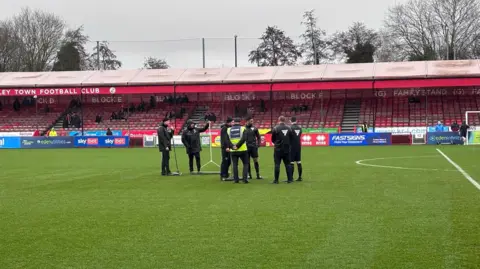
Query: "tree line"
252 0 480 66
2 0 480 72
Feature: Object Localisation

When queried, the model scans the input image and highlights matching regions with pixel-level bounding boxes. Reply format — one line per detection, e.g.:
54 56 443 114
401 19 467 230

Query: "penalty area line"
436 149 480 191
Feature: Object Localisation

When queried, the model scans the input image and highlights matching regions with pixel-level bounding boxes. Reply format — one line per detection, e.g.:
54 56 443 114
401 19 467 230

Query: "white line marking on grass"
436 149 480 191
355 155 457 172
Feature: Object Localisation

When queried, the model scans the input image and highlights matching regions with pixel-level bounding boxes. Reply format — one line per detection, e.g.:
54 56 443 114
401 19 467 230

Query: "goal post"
465 111 480 145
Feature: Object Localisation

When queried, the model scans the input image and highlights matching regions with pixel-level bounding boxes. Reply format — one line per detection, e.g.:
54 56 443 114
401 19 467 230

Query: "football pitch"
0 146 479 269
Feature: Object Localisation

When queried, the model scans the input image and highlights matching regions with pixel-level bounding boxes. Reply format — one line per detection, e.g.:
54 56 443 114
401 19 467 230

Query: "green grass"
0 146 479 269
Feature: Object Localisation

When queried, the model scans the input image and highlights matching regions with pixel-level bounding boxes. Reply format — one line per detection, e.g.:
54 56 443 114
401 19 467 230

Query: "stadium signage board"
300 133 329 146
329 133 391 146
0 86 173 96
0 132 34 137
373 127 426 134
20 137 74 149
69 130 122 137
426 132 463 145
74 136 129 147
122 130 157 138
0 137 21 148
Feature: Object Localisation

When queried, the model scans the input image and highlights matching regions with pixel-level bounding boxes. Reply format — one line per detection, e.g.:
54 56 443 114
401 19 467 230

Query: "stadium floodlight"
465 111 480 145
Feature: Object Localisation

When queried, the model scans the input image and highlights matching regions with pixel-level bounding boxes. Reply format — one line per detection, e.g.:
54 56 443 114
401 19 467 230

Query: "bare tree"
11 7 66 71
143 57 169 69
375 29 409 62
0 21 22 72
300 10 330 64
384 0 480 60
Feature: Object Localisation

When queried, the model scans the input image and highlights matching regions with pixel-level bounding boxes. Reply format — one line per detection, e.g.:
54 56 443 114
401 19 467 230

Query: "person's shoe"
243 179 249 184
234 180 240 184
296 178 303 182
256 175 263 180
248 175 253 180
286 180 294 184
272 180 279 184
161 173 166 176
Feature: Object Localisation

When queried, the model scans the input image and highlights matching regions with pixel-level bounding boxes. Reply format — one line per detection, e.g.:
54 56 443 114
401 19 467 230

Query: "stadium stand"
0 99 65 133
2 60 480 134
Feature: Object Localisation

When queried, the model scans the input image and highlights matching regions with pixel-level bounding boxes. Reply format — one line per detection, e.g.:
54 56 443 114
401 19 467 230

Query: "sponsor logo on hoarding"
332 135 366 141
0 137 22 149
114 138 126 145
330 133 390 146
105 138 114 145
427 132 463 145
301 135 312 146
315 134 328 146
87 138 98 145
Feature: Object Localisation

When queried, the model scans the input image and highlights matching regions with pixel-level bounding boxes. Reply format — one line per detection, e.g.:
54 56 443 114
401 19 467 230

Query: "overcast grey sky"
0 0 408 69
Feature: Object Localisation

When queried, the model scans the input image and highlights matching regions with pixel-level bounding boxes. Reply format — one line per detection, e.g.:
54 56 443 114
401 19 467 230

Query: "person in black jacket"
271 116 294 184
220 117 234 180
245 116 263 179
460 121 470 145
157 118 173 176
290 117 303 181
182 119 210 173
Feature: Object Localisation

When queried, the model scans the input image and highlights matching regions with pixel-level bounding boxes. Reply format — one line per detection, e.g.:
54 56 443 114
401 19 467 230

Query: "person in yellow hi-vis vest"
48 128 58 137
226 118 249 184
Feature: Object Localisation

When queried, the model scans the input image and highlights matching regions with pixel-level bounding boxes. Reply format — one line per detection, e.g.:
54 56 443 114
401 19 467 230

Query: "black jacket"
245 125 261 148
220 124 232 150
157 123 173 152
271 123 294 152
290 123 302 149
181 123 209 153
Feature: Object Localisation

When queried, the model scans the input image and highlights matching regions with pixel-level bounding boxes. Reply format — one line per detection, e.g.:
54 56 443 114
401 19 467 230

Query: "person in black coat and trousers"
157 118 174 176
220 117 234 180
182 119 210 173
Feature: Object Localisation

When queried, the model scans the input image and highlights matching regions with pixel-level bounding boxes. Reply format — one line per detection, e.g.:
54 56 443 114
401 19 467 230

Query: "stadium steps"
341 100 361 132
180 106 208 134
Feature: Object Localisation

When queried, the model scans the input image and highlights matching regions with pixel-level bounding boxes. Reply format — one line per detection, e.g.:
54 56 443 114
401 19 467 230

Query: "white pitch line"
436 149 480 191
355 155 457 172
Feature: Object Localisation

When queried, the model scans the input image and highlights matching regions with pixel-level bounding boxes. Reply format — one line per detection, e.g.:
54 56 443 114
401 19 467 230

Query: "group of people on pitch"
157 115 304 184
219 115 303 184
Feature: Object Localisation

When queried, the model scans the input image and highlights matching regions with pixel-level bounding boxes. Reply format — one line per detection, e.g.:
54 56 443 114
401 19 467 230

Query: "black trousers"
231 152 249 181
220 149 231 177
188 152 201 172
274 150 292 182
161 150 170 174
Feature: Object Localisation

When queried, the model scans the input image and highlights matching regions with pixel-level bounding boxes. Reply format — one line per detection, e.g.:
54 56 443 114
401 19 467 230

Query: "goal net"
465 111 480 145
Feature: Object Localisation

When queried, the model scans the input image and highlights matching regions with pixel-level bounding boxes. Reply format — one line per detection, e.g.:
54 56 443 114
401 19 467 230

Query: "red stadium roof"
1 60 480 96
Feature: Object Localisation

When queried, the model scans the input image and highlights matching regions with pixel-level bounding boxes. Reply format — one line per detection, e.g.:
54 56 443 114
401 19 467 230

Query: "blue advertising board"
427 126 450 132
74 136 129 147
69 130 122 136
20 137 74 149
329 133 391 146
0 137 21 149
427 132 463 145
